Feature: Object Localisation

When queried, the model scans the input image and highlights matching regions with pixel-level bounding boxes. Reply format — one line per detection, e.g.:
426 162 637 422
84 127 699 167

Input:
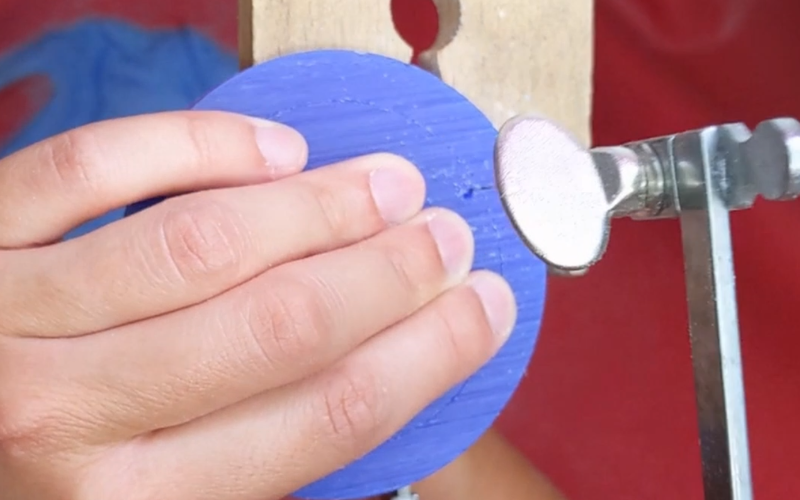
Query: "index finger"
0 110 307 248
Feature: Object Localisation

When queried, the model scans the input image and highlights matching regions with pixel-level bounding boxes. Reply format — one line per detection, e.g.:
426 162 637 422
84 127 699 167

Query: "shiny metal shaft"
677 132 752 499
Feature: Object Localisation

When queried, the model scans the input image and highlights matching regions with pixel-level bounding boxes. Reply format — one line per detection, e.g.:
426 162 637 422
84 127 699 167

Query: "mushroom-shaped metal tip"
494 116 611 272
746 118 800 201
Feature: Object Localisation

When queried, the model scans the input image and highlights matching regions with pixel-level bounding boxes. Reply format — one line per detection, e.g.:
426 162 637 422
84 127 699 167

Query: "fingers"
57 208 473 437
117 271 516 500
0 153 425 338
0 111 307 248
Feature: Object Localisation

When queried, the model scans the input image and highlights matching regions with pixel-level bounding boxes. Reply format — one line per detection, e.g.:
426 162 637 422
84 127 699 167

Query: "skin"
413 429 567 500
0 111 519 500
359 428 566 500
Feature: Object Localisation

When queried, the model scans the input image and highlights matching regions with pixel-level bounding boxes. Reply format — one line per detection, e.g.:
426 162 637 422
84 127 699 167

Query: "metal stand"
390 486 420 500
494 116 800 499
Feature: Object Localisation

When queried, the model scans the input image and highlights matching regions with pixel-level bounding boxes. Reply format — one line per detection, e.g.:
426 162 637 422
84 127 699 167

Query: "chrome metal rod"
673 127 753 500
679 195 752 500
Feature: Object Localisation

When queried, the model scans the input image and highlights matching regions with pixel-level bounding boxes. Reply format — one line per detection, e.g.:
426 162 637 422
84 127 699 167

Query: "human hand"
357 428 566 500
0 111 517 500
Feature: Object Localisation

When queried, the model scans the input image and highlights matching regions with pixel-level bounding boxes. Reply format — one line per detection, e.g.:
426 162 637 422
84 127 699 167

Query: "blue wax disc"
125 49 547 500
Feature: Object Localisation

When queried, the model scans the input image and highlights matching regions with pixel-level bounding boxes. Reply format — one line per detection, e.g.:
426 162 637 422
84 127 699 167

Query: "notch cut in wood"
239 0 593 144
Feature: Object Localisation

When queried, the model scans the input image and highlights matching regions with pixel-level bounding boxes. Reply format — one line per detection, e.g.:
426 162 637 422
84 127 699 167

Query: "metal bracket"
494 115 800 499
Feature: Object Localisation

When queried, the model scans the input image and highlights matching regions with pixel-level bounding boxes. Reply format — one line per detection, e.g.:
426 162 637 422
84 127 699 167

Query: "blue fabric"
0 19 237 238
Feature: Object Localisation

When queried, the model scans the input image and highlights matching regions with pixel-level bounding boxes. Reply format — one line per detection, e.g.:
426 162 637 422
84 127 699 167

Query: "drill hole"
390 0 461 76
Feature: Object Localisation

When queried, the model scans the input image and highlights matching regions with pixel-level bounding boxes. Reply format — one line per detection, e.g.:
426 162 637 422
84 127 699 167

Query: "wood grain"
238 0 410 68
425 0 594 144
240 0 594 144
233 2 592 496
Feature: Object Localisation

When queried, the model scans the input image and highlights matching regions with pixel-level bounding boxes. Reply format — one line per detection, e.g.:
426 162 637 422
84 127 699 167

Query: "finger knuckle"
430 289 497 366
41 128 103 193
0 360 44 459
0 348 101 498
240 282 328 371
0 343 100 460
158 201 247 284
319 367 384 445
383 244 423 298
180 114 218 173
303 182 350 241
0 388 109 495
0 393 66 460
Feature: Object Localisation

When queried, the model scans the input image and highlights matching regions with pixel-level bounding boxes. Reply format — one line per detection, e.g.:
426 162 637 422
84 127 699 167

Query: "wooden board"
424 0 594 144
234 0 594 496
238 0 410 71
238 0 594 144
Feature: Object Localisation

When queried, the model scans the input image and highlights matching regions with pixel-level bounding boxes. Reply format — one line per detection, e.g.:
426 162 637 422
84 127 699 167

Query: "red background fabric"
1 0 798 498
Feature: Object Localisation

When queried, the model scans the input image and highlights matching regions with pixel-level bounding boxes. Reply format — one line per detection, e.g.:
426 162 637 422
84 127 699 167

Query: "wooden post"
238 0 410 70
238 0 593 144
424 0 593 144
235 1 594 495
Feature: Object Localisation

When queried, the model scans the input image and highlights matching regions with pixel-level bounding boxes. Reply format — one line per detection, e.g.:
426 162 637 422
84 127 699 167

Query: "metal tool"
494 115 800 500
389 486 419 500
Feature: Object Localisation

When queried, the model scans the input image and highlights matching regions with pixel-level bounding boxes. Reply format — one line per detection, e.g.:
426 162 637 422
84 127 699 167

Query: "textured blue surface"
126 49 548 499
0 19 237 239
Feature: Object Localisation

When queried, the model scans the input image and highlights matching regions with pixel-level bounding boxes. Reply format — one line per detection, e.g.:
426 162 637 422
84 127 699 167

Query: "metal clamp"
494 115 800 500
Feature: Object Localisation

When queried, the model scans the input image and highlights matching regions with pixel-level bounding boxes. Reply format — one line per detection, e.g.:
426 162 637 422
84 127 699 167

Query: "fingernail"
468 272 517 339
369 163 424 224
426 210 474 279
250 119 308 175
